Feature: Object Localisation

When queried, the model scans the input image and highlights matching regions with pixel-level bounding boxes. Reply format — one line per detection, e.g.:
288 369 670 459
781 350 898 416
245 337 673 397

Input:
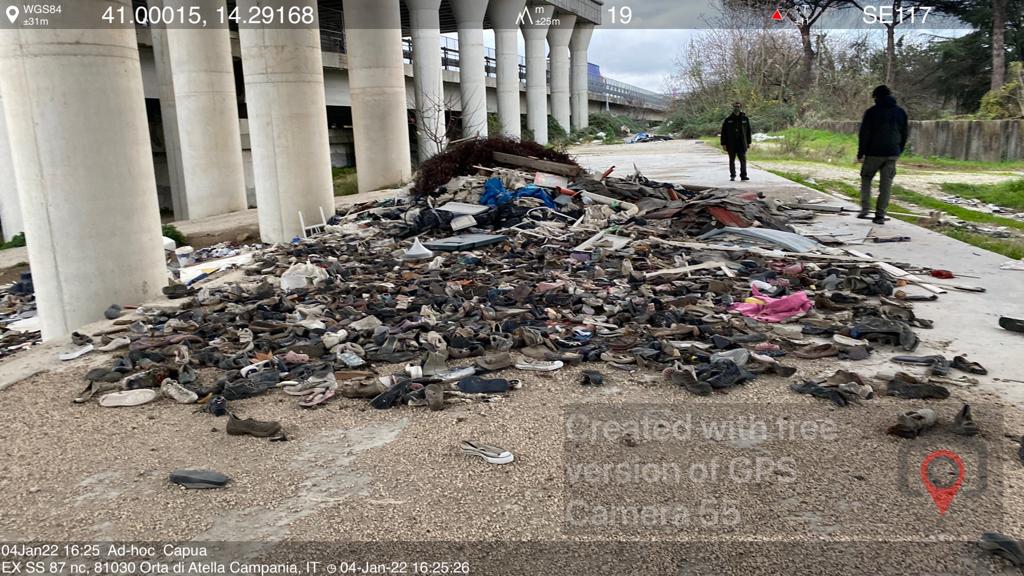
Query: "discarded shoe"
160 378 198 404
457 376 512 393
226 414 282 437
791 343 838 359
581 370 604 386
99 389 158 407
104 304 124 320
952 355 987 375
952 404 980 436
514 359 563 372
978 532 1024 567
664 366 711 396
999 316 1024 334
886 373 950 399
97 337 131 352
58 343 94 361
169 469 230 490
461 440 514 465
425 383 444 411
886 408 937 438
475 352 512 372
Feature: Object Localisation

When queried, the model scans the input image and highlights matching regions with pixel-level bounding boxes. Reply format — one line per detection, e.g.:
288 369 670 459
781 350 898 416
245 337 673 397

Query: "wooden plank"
492 151 582 177
647 237 872 263
646 260 730 279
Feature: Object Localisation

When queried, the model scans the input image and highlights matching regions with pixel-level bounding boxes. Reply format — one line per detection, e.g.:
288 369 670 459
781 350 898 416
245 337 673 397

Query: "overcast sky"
588 29 696 92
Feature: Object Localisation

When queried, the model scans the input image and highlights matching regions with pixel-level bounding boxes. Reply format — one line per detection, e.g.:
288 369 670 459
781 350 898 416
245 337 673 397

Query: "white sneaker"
97 337 131 352
58 343 94 361
99 389 158 407
514 360 564 372
160 378 198 404
461 440 515 465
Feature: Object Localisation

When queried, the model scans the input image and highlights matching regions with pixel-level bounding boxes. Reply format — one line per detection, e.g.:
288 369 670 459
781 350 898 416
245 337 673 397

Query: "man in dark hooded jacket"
720 101 752 181
857 85 909 224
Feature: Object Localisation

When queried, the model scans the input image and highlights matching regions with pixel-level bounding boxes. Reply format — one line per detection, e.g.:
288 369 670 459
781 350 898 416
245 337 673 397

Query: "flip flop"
456 376 512 393
952 355 987 375
169 469 230 490
461 440 514 465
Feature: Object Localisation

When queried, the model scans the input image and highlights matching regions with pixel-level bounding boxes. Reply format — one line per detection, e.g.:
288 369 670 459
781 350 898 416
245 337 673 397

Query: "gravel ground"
0 346 1022 573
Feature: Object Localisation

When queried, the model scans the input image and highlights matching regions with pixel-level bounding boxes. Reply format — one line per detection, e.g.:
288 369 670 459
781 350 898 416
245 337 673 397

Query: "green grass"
711 128 1024 172
0 232 26 251
940 179 1024 210
767 168 1024 258
161 224 186 246
332 167 358 197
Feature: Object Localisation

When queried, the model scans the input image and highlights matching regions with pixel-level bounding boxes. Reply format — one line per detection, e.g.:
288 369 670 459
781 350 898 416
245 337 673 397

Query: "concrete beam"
547 11 576 134
407 0 446 161
0 24 167 340
486 0 526 138
342 0 412 192
165 0 247 219
521 2 554 144
238 0 336 243
569 21 594 131
0 88 23 242
451 0 489 138
148 0 188 221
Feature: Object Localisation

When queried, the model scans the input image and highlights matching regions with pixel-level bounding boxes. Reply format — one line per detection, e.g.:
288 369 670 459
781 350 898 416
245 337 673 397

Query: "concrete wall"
816 119 1024 162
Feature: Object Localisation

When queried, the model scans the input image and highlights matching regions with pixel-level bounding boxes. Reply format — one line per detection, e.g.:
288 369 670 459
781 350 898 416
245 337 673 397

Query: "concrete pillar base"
239 0 335 243
570 22 595 131
0 88 23 242
547 12 577 134
522 3 554 144
0 24 168 340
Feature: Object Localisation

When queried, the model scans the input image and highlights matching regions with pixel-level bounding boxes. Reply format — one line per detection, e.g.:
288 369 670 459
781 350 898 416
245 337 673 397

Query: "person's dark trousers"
727 148 748 179
860 155 898 217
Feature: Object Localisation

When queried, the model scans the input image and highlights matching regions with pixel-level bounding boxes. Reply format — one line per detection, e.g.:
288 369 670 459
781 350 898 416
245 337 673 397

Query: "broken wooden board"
493 151 582 177
646 260 732 279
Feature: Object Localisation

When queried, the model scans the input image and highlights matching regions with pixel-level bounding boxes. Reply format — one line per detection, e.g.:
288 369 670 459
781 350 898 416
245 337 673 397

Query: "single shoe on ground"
169 469 230 490
74 380 124 403
461 440 514 465
160 378 198 404
99 389 158 407
514 359 563 372
104 304 124 320
421 350 449 376
226 414 282 438
71 331 93 346
791 381 848 406
338 377 389 399
891 354 950 376
97 337 131 352
952 355 987 375
457 376 512 393
952 404 980 436
999 316 1024 334
710 348 749 367
978 532 1024 567
791 343 838 359
475 352 513 372
425 383 444 411
663 366 711 396
59 343 94 361
580 370 604 386
886 408 937 438
886 373 950 399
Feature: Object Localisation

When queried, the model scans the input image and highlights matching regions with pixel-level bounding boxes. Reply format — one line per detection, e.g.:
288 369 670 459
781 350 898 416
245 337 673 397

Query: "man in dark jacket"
720 101 752 181
857 85 909 225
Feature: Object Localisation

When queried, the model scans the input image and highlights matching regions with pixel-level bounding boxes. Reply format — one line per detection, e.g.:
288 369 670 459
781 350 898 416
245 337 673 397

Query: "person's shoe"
952 404 980 436
425 383 444 411
885 373 950 399
872 216 886 225
160 378 198 404
104 304 124 320
978 532 1024 567
475 352 513 372
663 366 711 396
886 408 937 438
740 176 749 181
226 414 282 437
952 355 987 375
97 337 131 352
99 389 158 407
338 377 388 399
999 316 1024 334
857 212 871 220
730 176 735 181
461 440 514 465
514 359 563 372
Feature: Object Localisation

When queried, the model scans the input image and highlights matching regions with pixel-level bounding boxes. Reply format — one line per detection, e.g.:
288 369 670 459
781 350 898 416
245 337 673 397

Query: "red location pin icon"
920 449 965 514
771 8 784 20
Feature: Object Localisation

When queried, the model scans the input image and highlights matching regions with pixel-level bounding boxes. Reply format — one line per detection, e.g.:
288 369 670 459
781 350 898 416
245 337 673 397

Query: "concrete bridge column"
570 21 594 131
487 0 526 138
521 2 554 144
407 0 446 161
238 0 335 243
149 12 189 221
165 0 247 219
0 88 23 242
451 0 489 138
341 0 412 192
547 11 576 134
0 23 167 340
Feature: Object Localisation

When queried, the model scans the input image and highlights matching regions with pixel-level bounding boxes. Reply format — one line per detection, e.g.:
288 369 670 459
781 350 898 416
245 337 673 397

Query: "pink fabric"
730 287 813 323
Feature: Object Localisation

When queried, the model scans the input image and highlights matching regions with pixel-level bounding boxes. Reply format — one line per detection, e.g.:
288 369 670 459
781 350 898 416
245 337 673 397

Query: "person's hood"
875 94 898 107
